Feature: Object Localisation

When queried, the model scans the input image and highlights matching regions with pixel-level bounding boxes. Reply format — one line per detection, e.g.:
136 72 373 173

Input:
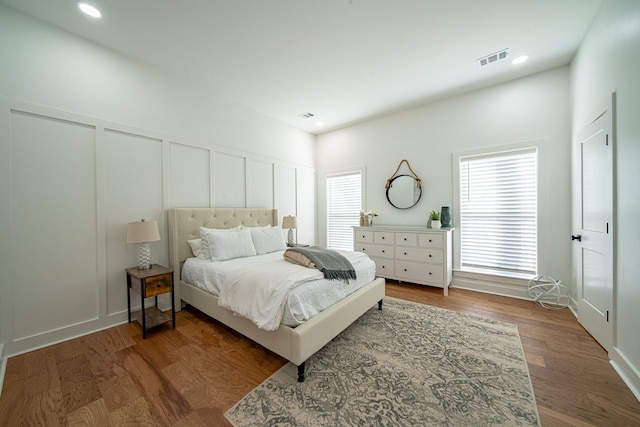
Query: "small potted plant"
429 210 441 229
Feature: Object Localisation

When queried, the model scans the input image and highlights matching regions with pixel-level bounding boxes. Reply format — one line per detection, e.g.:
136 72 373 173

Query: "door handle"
571 234 582 242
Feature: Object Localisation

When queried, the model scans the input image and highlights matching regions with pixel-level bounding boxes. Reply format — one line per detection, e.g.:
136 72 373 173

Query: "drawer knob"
404 252 407 255
429 272 432 275
382 237 385 240
404 238 407 241
382 266 386 269
404 268 407 272
382 250 385 253
429 239 432 243
429 254 432 258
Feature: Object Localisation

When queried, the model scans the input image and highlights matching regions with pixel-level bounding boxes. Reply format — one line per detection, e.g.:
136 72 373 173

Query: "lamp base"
137 243 151 270
287 228 294 245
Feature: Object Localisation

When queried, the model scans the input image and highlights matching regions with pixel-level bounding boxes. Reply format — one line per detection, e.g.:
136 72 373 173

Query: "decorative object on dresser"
126 218 161 269
282 215 297 245
365 209 378 226
385 159 422 209
126 264 175 339
429 210 441 229
440 206 452 227
354 225 454 295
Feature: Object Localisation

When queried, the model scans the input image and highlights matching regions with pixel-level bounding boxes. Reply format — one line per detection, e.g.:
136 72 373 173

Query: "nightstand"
126 264 175 338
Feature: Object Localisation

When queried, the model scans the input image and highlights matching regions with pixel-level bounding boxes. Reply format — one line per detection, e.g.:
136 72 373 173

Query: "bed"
167 207 385 381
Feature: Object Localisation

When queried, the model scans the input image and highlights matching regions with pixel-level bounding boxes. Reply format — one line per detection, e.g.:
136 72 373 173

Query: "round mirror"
386 174 422 209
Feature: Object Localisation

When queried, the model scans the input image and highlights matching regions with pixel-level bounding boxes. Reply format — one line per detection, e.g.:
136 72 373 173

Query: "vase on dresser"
440 206 451 228
430 219 441 229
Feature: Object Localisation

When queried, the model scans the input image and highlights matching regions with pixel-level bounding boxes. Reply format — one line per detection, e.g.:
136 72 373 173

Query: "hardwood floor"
1 281 639 426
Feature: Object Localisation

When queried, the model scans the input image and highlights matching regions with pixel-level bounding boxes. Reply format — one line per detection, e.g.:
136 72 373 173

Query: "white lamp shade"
126 220 161 244
282 216 297 230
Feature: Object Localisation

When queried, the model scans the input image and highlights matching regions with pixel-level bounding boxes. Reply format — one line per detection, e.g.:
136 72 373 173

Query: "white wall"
317 67 572 295
0 6 316 357
571 0 640 399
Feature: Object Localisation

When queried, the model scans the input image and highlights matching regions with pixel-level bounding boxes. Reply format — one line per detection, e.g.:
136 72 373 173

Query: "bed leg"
297 362 305 382
378 299 383 310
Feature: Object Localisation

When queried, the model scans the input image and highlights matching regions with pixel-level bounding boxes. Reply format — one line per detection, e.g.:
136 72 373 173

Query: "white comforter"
218 257 325 330
185 249 374 331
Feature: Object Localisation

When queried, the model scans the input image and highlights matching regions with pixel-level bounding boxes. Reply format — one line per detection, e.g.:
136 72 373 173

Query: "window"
326 171 362 250
458 147 538 276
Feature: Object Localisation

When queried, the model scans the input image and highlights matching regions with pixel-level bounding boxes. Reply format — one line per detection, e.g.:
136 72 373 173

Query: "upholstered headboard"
167 207 278 269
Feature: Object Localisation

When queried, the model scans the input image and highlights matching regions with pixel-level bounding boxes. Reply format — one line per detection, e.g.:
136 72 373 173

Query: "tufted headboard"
167 207 278 273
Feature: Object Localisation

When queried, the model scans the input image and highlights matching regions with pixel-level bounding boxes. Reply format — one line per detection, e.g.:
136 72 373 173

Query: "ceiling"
2 0 601 134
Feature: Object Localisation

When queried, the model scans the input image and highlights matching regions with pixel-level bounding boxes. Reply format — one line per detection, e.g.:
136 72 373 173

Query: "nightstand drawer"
144 274 172 297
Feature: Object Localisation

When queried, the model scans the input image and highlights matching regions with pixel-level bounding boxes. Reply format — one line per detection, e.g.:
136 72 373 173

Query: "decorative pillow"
250 226 286 255
187 238 207 258
204 228 257 261
199 226 242 258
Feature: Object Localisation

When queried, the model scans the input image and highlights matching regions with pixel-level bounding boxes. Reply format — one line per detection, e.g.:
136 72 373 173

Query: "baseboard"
610 347 640 402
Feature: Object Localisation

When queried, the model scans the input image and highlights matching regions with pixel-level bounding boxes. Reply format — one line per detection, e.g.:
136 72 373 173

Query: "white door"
575 108 614 352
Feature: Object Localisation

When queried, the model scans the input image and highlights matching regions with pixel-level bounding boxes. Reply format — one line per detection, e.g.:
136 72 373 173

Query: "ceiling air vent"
297 112 314 119
478 48 509 67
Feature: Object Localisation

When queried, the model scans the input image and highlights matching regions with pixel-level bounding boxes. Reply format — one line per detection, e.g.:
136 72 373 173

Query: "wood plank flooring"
1 281 639 426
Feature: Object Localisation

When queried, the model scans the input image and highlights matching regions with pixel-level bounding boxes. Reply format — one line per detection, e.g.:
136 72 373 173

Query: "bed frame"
167 208 385 381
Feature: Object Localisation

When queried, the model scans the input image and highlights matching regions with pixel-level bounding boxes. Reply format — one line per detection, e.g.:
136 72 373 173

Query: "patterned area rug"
225 297 540 426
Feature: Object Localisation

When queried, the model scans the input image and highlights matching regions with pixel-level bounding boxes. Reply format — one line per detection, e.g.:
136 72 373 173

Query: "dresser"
354 226 454 295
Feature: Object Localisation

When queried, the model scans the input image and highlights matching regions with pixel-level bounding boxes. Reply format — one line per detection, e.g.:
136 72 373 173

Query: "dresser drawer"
374 231 394 244
395 261 444 285
395 233 417 246
396 247 444 264
355 230 373 243
370 257 394 277
356 243 394 259
418 233 444 248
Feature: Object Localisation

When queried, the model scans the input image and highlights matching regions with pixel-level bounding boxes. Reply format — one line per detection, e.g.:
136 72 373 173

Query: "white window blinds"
459 148 537 276
327 171 362 251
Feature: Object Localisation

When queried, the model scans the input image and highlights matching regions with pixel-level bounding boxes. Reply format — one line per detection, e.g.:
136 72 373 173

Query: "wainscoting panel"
296 167 316 245
10 110 99 341
169 142 211 208
214 151 246 207
274 165 297 222
104 129 164 316
0 97 316 358
248 158 274 208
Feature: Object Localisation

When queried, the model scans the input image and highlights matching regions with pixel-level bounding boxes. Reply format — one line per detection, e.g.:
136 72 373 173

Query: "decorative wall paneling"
0 98 316 357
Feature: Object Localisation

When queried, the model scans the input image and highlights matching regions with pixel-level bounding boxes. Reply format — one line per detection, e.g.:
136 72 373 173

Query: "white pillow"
250 226 286 255
199 226 242 258
187 238 206 258
205 228 257 261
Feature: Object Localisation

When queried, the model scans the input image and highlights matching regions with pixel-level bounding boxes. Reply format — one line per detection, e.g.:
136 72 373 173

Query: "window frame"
452 140 548 279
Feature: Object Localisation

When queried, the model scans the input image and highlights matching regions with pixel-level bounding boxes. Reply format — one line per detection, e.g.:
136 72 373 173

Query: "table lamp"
126 219 161 269
282 215 297 246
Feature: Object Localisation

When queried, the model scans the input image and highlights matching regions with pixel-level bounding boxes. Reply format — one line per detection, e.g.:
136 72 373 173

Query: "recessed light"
512 55 529 65
77 2 102 18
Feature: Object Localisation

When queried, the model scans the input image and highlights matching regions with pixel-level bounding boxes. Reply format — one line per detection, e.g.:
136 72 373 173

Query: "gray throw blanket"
285 246 356 281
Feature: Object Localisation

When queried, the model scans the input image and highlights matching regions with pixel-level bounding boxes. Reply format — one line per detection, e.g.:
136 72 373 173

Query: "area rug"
225 297 540 426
